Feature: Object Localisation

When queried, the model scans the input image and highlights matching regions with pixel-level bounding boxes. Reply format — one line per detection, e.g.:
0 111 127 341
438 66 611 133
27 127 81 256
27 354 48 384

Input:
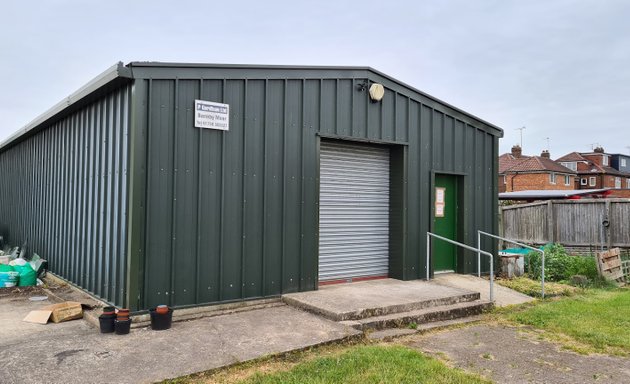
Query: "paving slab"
406 323 630 384
433 274 535 307
282 278 480 321
0 293 360 384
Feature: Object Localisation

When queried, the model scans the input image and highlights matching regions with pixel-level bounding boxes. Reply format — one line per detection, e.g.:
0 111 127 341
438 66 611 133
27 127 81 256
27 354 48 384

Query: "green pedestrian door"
433 174 458 272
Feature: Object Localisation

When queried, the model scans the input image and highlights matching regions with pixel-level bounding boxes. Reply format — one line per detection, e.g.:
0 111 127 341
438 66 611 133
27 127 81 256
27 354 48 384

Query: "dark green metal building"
0 62 503 310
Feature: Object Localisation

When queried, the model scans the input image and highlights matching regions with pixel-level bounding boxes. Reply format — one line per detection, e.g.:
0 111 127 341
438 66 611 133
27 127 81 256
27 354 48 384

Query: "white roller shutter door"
319 141 390 282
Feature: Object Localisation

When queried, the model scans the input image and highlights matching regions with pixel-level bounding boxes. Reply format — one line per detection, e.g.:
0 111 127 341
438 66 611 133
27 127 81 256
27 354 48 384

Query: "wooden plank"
596 247 625 285
547 201 555 243
606 200 612 250
602 259 622 270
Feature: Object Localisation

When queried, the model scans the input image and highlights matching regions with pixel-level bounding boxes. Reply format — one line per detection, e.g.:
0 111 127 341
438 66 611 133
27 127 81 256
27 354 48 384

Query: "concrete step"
366 315 484 341
341 300 493 331
366 328 417 341
414 314 484 333
283 290 481 321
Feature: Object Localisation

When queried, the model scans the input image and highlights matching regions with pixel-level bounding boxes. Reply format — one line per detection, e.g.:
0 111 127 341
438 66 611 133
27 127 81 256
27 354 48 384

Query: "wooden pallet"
596 248 626 286
622 260 630 282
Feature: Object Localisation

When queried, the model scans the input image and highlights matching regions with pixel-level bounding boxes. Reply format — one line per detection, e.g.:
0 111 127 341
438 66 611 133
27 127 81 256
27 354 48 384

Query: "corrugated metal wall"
0 85 131 306
130 66 499 309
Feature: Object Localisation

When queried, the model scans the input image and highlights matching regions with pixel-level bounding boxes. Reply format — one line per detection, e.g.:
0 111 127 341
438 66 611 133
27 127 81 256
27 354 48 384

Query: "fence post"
547 200 555 243
605 200 612 250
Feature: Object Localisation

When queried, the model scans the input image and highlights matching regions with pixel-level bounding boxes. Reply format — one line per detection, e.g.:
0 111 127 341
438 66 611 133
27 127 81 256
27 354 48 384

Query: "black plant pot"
114 318 132 335
99 314 116 333
149 308 173 331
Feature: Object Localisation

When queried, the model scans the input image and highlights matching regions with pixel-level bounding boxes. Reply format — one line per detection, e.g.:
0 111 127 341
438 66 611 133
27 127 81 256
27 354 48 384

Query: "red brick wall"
577 174 630 189
498 176 506 193
504 173 575 192
577 174 602 188
583 154 608 167
576 162 591 172
608 189 630 198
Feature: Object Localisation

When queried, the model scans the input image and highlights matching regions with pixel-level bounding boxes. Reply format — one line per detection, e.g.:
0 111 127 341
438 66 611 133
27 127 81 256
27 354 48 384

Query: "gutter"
0 62 133 151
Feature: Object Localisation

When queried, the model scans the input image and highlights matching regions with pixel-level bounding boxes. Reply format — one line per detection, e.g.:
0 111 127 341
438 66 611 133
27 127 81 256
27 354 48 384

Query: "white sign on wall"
194 100 230 130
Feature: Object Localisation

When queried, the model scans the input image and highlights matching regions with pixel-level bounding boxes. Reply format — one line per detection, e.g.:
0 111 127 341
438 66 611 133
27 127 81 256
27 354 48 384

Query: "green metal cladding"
0 84 131 306
0 62 503 311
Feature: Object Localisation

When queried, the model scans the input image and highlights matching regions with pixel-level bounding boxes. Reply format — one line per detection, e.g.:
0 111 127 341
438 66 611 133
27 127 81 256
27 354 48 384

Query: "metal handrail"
477 230 545 299
427 232 494 302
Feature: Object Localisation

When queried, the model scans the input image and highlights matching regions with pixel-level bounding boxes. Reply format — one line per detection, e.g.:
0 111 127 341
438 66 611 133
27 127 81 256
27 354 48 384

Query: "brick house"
499 145 576 193
557 147 630 195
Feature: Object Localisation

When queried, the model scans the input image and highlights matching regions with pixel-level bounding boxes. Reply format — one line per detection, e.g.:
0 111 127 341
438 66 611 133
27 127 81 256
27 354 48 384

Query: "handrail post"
541 250 545 299
490 252 494 302
478 230 546 300
477 231 481 277
426 232 430 281
427 231 494 303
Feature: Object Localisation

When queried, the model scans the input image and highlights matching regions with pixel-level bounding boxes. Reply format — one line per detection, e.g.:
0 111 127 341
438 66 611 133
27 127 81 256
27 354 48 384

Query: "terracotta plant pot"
116 308 130 321
102 306 115 316
156 305 169 315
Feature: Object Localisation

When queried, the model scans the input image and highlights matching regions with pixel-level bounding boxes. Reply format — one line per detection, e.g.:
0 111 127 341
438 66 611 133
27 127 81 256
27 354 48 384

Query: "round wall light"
369 83 385 102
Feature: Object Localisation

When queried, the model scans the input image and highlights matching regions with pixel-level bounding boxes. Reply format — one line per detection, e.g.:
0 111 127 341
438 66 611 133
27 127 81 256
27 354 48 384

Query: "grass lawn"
239 345 490 384
173 344 491 384
504 289 630 355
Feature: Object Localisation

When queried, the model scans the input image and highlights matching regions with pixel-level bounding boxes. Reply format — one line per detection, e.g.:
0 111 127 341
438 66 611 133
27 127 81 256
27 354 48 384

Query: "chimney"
511 145 522 158
541 150 550 158
594 146 605 153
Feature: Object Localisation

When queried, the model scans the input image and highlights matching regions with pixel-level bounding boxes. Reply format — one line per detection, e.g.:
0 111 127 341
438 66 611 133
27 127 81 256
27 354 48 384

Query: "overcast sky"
2 0 629 158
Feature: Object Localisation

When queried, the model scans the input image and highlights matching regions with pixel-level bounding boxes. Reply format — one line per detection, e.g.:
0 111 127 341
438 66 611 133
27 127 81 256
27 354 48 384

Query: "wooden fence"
501 199 630 250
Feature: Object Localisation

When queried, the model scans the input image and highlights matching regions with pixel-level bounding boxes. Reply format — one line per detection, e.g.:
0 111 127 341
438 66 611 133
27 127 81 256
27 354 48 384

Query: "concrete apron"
432 273 535 307
281 278 496 334
5 274 531 383
282 278 485 322
280 276 534 334
1 295 361 384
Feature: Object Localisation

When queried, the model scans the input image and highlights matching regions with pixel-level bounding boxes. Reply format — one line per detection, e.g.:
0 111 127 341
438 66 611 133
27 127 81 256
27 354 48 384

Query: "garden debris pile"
0 243 47 288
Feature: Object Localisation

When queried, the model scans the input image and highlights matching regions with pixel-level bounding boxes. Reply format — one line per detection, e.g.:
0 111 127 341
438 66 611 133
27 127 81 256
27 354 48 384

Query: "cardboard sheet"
23 310 53 324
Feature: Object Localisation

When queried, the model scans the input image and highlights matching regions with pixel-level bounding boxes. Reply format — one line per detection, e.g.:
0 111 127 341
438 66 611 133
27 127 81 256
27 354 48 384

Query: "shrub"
527 243 599 283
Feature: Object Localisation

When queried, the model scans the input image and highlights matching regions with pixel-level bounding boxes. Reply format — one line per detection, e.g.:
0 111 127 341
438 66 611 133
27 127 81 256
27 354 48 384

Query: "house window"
589 177 596 187
615 177 621 189
561 162 577 171
622 158 627 167
503 175 506 185
603 155 609 166
564 175 571 186
627 178 630 189
549 172 556 184
580 178 587 186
